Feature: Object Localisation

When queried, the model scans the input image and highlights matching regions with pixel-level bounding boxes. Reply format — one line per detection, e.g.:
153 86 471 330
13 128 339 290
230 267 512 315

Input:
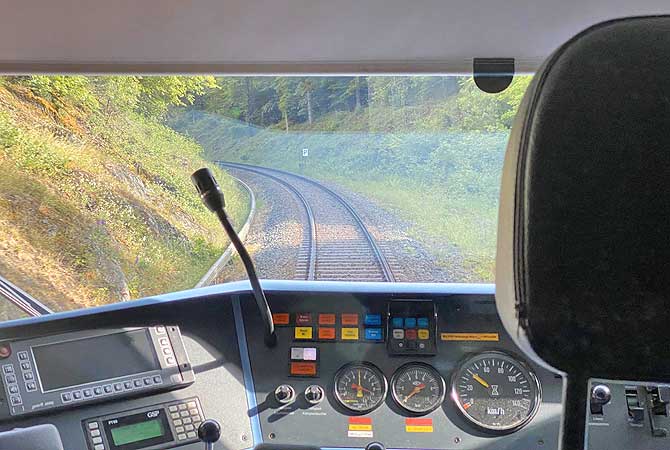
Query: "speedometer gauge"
451 351 541 432
391 363 445 414
334 362 387 414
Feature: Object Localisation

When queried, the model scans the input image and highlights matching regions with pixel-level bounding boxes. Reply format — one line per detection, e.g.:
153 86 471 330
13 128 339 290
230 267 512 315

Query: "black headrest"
496 16 670 448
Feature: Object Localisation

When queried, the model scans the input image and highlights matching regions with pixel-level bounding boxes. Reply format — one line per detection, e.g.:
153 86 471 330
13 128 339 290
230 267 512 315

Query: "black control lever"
197 420 221 450
192 168 276 347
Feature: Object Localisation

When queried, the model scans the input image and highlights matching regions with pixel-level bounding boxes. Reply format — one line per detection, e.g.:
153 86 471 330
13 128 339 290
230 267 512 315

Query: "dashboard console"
0 326 193 419
0 281 564 450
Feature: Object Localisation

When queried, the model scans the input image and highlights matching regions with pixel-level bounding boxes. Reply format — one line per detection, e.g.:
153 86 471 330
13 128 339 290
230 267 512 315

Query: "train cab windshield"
0 74 531 319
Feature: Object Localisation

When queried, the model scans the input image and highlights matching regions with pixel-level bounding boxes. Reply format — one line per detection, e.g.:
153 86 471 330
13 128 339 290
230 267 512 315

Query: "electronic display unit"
33 329 160 392
0 326 194 419
84 397 204 450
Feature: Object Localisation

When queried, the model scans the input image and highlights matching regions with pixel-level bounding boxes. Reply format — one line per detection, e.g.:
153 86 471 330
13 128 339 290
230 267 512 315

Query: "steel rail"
218 162 395 282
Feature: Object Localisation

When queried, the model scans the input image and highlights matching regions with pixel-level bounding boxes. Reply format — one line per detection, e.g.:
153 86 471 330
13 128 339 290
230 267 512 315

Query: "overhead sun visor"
1 0 670 74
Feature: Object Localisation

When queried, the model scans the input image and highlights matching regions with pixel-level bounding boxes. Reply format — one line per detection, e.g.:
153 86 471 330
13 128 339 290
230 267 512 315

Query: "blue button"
391 317 404 328
417 317 429 328
404 318 417 328
364 314 382 326
365 328 384 341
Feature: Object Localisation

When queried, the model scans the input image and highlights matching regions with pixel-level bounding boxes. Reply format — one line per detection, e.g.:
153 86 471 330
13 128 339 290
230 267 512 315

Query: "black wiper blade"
0 275 52 317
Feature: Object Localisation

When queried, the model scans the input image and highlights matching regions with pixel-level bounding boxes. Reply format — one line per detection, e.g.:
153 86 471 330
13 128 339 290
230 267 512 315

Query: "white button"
156 326 166 334
185 424 194 432
392 329 404 339
90 429 101 437
88 422 99 430
178 433 187 440
176 426 185 433
186 431 197 439
173 419 182 426
290 347 304 360
159 338 169 346
178 404 187 410
169 405 178 412
170 412 180 419
186 401 197 409
303 347 317 361
182 417 192 424
188 408 198 416
166 356 176 365
92 437 103 444
94 445 105 450
180 411 189 418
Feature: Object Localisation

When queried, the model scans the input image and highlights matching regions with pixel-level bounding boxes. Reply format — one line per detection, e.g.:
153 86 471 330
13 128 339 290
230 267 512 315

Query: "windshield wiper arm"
0 275 52 317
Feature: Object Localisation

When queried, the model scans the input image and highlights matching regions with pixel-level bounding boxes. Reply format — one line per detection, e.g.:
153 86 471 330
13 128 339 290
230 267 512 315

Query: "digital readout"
110 419 164 446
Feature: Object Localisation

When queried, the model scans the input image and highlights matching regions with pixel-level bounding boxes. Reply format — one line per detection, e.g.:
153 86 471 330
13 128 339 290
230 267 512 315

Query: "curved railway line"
217 162 396 283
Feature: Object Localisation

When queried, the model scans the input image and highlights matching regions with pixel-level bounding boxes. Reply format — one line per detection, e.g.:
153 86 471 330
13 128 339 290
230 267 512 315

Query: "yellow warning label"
440 333 499 342
341 327 359 340
348 424 373 431
295 327 313 340
405 425 434 433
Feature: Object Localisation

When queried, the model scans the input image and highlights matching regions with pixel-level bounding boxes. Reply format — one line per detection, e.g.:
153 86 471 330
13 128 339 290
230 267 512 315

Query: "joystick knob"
198 420 221 450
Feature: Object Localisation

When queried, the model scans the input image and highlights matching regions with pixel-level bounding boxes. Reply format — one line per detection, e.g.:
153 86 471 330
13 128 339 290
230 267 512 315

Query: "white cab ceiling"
1 0 668 74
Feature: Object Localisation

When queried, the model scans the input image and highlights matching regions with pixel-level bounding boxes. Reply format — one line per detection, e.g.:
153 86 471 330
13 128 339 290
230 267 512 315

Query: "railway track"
217 162 395 282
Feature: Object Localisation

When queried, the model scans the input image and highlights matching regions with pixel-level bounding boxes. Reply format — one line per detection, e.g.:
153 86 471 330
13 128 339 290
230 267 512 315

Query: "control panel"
84 397 204 450
0 326 194 419
587 379 670 449
242 292 563 449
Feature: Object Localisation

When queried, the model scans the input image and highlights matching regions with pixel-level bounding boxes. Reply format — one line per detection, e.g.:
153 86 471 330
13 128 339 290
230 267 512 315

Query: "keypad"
60 375 163 404
156 329 176 366
167 398 204 442
389 311 435 354
3 363 21 407
85 421 106 450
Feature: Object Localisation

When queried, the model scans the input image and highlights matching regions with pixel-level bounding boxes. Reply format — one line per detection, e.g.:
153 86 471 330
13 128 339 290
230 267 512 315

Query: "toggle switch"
626 387 645 425
304 385 324 405
275 384 296 405
590 384 612 415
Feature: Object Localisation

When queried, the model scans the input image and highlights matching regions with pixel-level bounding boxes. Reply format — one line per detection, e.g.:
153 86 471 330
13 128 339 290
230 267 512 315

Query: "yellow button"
418 329 430 340
294 327 313 340
341 327 359 340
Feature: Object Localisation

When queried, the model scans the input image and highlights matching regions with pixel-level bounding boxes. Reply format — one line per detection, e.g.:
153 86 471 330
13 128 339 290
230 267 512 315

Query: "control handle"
198 420 221 450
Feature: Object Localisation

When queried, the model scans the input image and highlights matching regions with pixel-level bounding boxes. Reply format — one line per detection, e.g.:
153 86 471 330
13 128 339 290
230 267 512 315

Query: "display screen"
32 329 160 391
110 418 164 446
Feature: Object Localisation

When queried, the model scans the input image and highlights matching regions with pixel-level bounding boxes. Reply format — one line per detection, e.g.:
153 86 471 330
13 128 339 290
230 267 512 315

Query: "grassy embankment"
171 106 509 282
0 80 247 315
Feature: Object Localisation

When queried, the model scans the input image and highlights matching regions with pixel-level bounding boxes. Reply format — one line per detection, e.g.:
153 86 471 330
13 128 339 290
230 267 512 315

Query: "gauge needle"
357 371 363 398
351 383 372 394
404 383 426 401
473 374 490 388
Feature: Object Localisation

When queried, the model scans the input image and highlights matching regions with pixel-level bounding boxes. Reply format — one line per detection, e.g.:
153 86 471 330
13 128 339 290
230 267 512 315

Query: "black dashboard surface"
0 281 563 450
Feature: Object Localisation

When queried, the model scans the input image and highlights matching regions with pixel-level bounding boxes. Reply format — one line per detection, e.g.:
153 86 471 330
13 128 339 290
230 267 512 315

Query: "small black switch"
626 387 645 425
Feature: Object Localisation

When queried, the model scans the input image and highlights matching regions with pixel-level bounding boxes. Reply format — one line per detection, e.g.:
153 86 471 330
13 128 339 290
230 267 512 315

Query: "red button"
318 328 336 340
272 313 290 325
290 362 317 376
341 314 359 325
318 314 336 325
405 329 417 340
296 313 313 325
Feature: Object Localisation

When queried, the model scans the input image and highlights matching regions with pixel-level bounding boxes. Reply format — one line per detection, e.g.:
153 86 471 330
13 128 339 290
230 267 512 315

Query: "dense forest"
0 76 247 313
171 75 532 280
